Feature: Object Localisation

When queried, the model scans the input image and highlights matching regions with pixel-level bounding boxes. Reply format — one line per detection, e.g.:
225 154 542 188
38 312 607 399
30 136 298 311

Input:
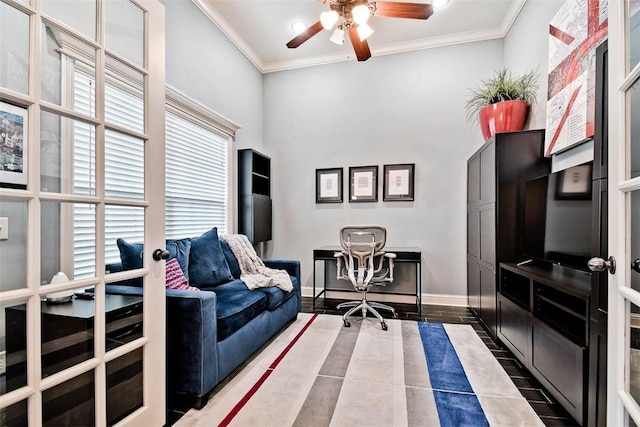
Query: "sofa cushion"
219 238 241 279
117 238 192 286
254 276 298 310
206 280 267 341
189 228 234 288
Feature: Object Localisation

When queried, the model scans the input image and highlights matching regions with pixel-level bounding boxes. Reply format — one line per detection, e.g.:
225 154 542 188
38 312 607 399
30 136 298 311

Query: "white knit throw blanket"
222 234 293 292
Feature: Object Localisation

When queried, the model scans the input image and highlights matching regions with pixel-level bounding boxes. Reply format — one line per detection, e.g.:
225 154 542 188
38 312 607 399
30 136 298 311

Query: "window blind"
165 111 228 239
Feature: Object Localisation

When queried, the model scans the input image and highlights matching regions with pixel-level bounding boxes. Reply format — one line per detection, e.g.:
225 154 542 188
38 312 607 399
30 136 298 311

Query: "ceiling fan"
286 0 434 62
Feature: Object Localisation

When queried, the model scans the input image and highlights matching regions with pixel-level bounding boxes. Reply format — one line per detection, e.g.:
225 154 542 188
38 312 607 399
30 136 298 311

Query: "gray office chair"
334 225 397 330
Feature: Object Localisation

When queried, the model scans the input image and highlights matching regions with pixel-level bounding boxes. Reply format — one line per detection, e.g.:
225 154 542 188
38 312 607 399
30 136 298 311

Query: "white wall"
162 0 264 151
264 40 503 299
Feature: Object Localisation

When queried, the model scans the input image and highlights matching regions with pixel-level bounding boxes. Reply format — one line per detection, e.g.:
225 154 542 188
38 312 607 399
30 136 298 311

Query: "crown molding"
193 0 265 71
195 0 529 74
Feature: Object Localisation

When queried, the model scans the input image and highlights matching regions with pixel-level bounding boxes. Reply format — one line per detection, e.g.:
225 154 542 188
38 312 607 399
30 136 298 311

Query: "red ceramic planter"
478 100 529 141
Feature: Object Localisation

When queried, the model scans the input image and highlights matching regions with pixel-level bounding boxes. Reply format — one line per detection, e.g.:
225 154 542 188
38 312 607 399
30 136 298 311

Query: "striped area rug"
175 313 543 427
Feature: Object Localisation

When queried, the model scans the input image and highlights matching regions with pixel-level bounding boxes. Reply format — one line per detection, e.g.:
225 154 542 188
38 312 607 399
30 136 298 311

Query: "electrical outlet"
0 351 6 375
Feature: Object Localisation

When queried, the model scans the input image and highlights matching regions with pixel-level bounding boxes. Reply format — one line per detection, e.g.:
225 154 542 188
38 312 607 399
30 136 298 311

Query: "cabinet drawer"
498 294 529 362
531 319 584 424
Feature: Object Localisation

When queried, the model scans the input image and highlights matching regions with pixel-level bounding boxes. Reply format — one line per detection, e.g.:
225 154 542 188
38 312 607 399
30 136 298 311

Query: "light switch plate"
0 217 8 240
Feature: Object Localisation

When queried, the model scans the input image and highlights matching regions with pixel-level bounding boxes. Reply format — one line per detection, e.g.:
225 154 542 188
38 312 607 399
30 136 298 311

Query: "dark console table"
313 246 422 315
4 294 143 425
498 262 591 425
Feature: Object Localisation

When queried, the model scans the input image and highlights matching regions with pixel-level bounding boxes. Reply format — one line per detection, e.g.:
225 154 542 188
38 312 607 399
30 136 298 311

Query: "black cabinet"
498 262 591 425
4 295 143 426
467 130 550 337
238 149 272 243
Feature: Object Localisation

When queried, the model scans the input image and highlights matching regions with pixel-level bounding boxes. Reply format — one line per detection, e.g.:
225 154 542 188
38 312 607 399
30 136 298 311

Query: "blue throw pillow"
189 228 234 287
219 238 241 279
116 238 192 285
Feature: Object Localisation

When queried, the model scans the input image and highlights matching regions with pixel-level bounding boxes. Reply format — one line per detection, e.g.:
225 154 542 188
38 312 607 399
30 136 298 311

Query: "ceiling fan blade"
373 1 434 19
348 26 371 62
286 21 324 48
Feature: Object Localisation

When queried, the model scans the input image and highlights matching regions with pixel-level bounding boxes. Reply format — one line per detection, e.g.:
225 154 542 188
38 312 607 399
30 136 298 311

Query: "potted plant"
465 67 539 141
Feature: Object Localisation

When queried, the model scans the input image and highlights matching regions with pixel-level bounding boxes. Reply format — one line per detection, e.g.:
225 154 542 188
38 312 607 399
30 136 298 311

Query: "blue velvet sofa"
104 228 301 408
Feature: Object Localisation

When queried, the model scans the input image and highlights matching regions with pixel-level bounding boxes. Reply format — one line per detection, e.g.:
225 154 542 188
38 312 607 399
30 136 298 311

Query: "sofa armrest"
263 259 301 288
165 290 219 397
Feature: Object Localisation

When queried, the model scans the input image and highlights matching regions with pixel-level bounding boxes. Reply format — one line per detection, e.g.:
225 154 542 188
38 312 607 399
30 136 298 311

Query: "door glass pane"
630 1 640 71
41 111 96 195
40 295 95 377
42 370 95 426
105 205 144 271
632 78 640 178
0 199 27 292
41 24 96 115
3 299 29 395
106 295 142 351
41 0 96 41
629 300 640 410
106 342 143 425
0 3 29 94
1 399 28 426
105 62 144 134
105 130 144 199
41 201 96 284
631 192 640 292
105 0 144 67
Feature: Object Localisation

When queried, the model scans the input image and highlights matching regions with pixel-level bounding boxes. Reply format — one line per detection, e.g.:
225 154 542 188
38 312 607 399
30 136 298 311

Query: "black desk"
313 246 422 316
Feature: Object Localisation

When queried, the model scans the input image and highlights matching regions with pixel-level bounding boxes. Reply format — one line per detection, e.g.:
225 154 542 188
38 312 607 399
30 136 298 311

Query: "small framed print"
555 163 592 200
316 167 343 203
383 164 415 201
349 165 378 202
0 101 27 189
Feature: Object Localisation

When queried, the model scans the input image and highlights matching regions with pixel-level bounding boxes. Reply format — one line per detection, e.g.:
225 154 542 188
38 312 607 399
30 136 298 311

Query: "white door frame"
607 0 640 424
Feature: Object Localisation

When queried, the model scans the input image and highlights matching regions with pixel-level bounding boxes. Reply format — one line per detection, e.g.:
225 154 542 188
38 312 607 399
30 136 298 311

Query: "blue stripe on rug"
419 322 489 427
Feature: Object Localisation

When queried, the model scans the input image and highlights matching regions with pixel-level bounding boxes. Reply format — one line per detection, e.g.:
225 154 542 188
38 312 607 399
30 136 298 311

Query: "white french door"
0 0 166 425
607 0 640 425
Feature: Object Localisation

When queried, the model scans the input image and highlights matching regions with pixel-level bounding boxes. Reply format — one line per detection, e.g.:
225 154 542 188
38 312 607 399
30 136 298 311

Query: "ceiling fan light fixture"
357 23 374 41
352 4 371 24
431 0 451 9
290 20 307 34
329 26 344 45
320 10 339 30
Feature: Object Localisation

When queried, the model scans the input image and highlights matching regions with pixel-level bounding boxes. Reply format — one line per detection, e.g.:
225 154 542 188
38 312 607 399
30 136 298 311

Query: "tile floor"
166 297 579 427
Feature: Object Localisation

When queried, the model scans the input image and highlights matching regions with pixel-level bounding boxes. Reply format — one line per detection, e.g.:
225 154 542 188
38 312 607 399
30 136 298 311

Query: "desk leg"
313 259 316 311
418 262 422 317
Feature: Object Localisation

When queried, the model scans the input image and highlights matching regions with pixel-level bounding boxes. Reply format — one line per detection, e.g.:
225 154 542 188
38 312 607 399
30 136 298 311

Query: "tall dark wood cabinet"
238 149 272 243
467 130 550 338
587 39 608 427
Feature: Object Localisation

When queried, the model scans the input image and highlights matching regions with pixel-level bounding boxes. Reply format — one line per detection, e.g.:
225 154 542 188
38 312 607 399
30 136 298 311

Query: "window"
72 80 235 279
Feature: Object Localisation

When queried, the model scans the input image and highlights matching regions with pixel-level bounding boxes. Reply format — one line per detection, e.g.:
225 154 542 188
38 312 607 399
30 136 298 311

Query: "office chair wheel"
381 321 388 331
343 319 351 327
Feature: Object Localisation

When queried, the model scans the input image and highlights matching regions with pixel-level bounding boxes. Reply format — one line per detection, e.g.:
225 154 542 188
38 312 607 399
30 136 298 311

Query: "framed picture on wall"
316 167 343 203
555 163 592 200
383 163 415 201
0 101 27 189
349 165 378 202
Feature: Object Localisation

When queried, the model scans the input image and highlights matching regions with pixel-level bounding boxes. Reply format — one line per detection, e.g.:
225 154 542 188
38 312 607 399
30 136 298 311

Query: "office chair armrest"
334 252 344 280
385 253 396 282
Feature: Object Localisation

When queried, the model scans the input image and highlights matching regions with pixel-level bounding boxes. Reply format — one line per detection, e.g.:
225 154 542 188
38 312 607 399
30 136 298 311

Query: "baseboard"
301 287 467 307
